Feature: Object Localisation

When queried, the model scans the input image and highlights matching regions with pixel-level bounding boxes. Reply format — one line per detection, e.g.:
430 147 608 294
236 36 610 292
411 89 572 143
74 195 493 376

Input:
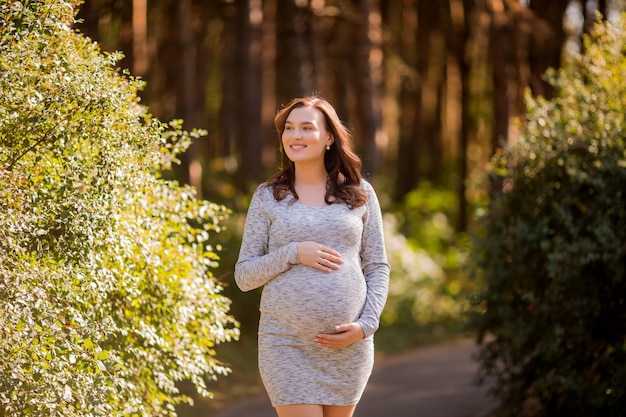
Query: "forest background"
50 0 626 415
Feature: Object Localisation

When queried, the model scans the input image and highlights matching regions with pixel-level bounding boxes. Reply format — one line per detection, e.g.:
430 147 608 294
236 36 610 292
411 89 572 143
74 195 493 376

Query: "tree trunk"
177 0 197 188
75 0 101 40
275 0 317 108
351 0 385 179
417 0 444 183
488 0 512 153
394 0 420 201
260 0 278 170
228 0 264 191
526 0 569 99
449 0 474 231
220 2 240 163
132 0 148 76
77 0 133 71
325 4 355 121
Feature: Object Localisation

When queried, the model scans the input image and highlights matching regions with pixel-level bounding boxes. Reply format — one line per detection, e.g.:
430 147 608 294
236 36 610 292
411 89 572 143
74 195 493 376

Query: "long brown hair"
267 96 367 209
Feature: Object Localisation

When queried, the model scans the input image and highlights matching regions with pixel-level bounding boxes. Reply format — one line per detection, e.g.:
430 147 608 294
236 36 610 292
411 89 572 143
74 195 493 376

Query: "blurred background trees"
76 0 623 215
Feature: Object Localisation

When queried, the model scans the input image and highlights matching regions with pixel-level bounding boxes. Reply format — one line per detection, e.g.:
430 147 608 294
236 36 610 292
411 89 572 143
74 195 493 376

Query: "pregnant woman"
234 96 389 417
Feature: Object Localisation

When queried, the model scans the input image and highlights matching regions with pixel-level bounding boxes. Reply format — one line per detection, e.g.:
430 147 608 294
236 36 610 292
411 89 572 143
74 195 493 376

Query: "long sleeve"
356 181 390 337
234 185 300 292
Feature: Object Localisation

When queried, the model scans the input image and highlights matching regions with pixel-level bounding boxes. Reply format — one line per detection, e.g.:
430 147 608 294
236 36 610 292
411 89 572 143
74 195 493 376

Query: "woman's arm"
356 181 390 338
234 186 299 292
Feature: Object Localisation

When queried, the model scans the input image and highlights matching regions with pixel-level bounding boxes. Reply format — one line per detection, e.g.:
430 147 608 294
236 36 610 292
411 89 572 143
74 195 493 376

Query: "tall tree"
132 0 148 76
392 0 450 201
393 0 420 201
418 0 446 184
220 1 240 162
351 0 385 178
324 0 356 120
275 0 318 108
77 0 134 71
239 0 263 187
487 0 570 156
449 0 475 231
487 0 513 154
178 0 199 189
220 0 263 191
526 0 570 99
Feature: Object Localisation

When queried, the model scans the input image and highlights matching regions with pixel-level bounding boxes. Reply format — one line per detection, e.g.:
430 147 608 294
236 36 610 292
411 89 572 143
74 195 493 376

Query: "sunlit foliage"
0 1 239 416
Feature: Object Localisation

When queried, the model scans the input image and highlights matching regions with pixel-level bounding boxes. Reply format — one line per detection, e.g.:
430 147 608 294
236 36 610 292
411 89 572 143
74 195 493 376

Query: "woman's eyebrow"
285 120 315 125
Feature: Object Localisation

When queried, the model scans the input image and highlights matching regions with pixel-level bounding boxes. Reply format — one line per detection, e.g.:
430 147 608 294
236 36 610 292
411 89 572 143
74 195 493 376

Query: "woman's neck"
293 163 328 187
293 163 330 206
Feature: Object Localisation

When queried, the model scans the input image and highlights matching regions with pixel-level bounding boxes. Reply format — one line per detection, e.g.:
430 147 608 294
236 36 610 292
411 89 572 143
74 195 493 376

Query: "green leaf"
83 338 93 350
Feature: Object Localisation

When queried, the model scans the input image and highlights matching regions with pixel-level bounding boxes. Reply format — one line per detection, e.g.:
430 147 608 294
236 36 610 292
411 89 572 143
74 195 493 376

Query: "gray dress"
234 180 389 407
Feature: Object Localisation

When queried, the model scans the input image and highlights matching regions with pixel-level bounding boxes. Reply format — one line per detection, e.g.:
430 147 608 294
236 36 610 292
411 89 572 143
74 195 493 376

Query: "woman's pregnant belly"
259 262 366 340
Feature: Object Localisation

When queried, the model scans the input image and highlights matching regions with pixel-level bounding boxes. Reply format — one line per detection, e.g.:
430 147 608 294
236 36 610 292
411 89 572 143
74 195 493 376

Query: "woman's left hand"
315 322 365 349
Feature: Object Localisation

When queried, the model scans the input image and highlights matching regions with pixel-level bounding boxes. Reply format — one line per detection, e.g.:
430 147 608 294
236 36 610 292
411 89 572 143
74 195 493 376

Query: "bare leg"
275 404 323 417
323 405 357 417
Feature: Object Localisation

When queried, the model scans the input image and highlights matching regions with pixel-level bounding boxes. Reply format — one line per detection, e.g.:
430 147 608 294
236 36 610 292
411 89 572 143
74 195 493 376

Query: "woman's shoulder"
254 182 271 193
247 183 279 215
253 182 289 205
252 182 274 201
358 178 383 209
359 178 376 194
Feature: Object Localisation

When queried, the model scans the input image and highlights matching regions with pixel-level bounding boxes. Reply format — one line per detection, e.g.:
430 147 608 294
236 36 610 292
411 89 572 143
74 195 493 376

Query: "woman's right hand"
296 241 343 273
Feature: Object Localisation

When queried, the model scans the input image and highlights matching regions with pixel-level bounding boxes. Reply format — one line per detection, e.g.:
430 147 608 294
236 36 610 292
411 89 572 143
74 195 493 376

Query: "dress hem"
270 400 360 407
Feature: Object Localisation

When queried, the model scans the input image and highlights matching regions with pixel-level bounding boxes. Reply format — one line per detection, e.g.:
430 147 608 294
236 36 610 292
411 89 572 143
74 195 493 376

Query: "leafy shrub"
470 16 626 417
378 182 473 351
0 1 238 416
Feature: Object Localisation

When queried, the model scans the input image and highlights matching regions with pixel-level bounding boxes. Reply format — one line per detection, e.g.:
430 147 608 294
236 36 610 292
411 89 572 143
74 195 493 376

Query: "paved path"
214 338 494 417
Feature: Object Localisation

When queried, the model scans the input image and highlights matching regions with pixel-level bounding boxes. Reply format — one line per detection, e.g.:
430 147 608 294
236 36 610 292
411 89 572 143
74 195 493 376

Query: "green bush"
382 182 471 328
0 1 238 416
470 16 626 417
364 182 475 353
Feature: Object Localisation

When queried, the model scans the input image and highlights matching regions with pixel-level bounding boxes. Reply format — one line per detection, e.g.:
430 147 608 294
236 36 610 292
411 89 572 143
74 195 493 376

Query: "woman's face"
282 106 333 166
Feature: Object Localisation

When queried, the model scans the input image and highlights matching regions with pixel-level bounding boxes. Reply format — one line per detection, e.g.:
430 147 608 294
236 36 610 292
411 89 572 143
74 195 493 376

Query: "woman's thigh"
323 405 357 417
275 404 323 417
274 404 356 417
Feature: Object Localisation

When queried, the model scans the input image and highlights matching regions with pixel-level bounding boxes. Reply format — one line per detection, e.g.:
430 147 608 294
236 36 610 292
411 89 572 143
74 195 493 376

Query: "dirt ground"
213 338 494 417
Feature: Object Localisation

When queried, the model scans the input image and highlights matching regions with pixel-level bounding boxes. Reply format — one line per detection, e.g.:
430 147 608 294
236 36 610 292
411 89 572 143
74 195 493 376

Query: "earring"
326 145 331 151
